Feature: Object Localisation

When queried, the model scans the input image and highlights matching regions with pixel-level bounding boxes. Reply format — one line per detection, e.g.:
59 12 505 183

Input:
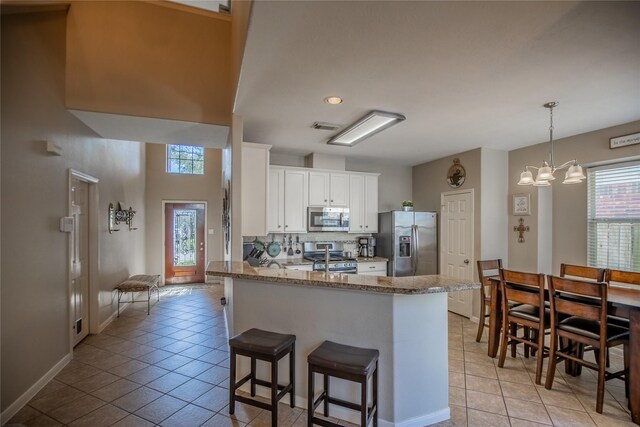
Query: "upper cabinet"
267 165 378 235
268 167 308 234
349 174 379 233
242 143 271 237
308 172 349 207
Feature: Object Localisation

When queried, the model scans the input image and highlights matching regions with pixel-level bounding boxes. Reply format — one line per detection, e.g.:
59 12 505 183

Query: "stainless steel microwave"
307 207 350 232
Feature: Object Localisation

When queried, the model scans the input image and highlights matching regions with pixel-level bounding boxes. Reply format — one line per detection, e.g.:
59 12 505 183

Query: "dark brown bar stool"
307 341 379 427
229 328 296 427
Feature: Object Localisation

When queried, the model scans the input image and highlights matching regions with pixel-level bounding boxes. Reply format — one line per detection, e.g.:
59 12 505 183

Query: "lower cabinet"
357 261 387 276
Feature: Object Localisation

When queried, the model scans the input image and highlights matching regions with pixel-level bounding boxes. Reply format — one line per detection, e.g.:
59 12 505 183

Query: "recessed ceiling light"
324 96 343 105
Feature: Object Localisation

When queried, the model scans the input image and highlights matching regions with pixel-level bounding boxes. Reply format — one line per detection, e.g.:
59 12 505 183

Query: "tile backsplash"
243 232 372 260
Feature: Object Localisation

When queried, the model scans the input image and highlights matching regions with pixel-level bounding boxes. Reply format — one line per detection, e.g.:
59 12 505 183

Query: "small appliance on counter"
304 242 357 274
358 237 376 258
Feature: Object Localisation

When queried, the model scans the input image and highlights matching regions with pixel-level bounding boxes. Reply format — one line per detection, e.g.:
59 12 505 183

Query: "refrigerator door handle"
411 224 418 275
414 224 420 275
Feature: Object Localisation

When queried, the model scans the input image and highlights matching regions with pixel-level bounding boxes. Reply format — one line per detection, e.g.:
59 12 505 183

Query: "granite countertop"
206 261 479 295
355 256 388 263
275 259 314 267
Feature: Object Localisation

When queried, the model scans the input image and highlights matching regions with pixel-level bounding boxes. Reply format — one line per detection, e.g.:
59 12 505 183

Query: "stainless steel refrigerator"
376 211 437 276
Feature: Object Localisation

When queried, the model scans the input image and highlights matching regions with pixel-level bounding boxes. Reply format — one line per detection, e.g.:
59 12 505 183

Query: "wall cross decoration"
514 218 530 243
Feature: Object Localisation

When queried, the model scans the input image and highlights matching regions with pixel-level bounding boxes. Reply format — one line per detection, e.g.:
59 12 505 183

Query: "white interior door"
441 190 474 317
71 178 90 346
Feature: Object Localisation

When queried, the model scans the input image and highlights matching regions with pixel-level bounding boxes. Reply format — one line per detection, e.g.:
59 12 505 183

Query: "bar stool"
229 328 296 427
307 341 379 427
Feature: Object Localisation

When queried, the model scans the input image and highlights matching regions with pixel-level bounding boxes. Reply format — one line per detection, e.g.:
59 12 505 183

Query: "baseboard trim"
0 353 72 425
244 387 449 426
98 302 130 333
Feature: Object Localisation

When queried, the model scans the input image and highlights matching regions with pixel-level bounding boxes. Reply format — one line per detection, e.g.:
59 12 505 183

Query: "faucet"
324 246 330 274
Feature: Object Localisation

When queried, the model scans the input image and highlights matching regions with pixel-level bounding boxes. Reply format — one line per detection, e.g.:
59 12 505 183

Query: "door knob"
464 259 470 264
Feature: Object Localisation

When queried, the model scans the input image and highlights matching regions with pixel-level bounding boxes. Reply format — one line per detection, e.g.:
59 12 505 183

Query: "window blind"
587 161 640 271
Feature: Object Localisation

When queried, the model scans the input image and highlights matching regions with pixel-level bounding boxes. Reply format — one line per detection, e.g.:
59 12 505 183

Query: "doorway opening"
68 169 99 349
164 202 206 284
441 189 475 318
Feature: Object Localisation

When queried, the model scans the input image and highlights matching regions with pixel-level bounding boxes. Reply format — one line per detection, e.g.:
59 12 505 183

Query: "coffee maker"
358 237 376 258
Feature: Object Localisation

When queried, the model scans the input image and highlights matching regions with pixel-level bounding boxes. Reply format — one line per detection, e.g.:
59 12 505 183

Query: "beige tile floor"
6 285 635 427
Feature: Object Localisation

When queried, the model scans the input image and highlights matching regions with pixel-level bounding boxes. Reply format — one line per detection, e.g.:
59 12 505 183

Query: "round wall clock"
447 158 466 188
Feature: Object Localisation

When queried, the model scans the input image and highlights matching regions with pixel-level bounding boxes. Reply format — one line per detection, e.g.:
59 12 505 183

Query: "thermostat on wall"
59 216 74 233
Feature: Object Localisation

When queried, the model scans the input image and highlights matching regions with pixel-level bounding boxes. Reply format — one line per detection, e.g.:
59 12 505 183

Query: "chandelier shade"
517 102 586 186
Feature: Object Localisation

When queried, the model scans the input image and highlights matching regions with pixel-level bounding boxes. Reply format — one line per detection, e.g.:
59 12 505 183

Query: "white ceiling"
235 1 640 166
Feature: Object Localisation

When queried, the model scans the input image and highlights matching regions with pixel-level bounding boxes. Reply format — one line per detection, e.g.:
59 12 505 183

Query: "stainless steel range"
303 242 357 274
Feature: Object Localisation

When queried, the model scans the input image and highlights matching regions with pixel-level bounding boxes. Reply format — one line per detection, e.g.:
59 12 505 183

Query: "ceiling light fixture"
327 110 406 147
324 96 343 105
518 102 585 186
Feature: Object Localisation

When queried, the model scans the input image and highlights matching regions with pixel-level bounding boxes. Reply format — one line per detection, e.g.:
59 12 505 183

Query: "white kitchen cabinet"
283 169 308 232
308 171 349 207
268 167 308 233
357 261 387 276
364 175 379 232
242 143 271 237
268 168 285 233
349 174 379 233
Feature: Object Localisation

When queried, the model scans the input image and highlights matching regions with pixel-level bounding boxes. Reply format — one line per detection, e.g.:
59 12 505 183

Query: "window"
587 161 640 271
166 144 204 175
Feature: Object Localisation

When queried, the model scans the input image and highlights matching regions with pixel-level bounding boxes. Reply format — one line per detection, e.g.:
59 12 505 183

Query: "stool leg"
373 361 378 427
323 374 329 417
271 356 279 427
229 349 236 415
360 377 367 427
290 345 295 408
308 367 314 427
250 357 256 396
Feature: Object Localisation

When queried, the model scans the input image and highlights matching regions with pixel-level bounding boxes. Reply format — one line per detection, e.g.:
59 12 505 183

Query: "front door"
71 178 89 346
441 190 474 317
165 203 205 284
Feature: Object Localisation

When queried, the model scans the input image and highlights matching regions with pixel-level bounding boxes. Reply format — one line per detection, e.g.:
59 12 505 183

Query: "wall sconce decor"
108 202 137 233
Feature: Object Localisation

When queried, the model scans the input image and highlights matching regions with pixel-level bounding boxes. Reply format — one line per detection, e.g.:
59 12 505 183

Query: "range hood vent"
311 122 340 131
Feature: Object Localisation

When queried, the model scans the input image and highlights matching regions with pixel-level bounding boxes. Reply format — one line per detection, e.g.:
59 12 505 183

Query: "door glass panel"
174 209 197 266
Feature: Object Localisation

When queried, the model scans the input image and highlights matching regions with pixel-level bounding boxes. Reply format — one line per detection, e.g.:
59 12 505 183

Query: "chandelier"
518 102 585 186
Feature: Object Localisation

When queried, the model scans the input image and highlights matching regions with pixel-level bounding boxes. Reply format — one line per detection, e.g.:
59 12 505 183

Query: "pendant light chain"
549 103 554 168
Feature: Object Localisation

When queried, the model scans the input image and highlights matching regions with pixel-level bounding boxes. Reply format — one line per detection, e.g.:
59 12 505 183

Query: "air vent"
311 122 340 131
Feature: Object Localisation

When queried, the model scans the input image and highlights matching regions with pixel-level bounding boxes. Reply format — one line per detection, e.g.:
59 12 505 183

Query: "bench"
116 274 160 317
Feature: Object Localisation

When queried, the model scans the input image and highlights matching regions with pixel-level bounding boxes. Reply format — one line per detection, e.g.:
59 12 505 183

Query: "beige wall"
508 120 640 274
1 11 146 412
144 144 223 280
412 148 483 268
66 1 232 126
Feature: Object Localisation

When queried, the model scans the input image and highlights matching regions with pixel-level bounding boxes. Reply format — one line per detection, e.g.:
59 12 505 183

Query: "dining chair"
560 264 605 281
475 259 502 342
558 264 606 366
497 269 549 384
545 275 629 414
605 269 638 327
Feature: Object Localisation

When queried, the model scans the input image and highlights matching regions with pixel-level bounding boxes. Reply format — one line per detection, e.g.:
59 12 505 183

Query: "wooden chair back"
499 269 545 309
477 259 502 300
560 264 605 282
547 275 608 335
606 269 640 287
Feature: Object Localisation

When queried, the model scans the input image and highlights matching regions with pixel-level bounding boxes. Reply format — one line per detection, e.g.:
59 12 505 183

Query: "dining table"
486 276 640 425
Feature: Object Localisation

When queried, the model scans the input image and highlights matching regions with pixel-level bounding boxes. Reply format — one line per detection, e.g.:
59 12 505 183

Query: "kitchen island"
206 261 478 427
